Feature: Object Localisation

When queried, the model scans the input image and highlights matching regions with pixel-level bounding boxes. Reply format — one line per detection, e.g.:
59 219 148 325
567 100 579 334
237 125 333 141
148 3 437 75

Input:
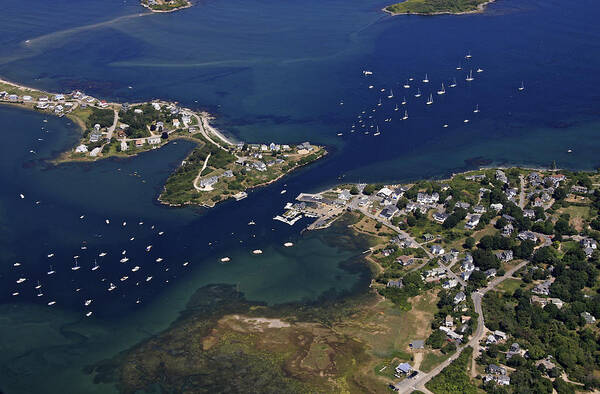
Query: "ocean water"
1 0 600 392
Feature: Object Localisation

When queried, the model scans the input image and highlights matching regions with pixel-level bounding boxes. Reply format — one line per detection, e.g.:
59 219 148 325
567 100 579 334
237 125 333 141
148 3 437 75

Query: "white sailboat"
403 80 410 88
402 110 408 120
401 96 407 105
437 83 446 95
423 74 429 83
518 81 525 91
466 70 474 82
394 103 399 111
71 260 80 271
426 94 433 105
476 67 483 73
377 98 382 107
414 88 421 98
449 78 457 88
465 51 472 59
374 125 380 136
456 62 462 70
92 260 100 271
35 281 42 290
473 104 480 113
108 283 116 291
47 265 55 275
387 89 394 99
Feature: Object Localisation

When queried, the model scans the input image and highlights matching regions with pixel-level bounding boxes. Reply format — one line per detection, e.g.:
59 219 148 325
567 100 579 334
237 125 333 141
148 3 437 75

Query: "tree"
532 246 558 265
426 330 446 349
472 249 500 270
553 187 567 201
350 185 359 195
463 237 475 249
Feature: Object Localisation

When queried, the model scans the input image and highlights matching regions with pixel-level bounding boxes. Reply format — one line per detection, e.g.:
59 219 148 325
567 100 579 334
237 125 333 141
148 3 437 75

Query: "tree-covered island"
140 0 192 12
0 78 325 208
384 0 493 16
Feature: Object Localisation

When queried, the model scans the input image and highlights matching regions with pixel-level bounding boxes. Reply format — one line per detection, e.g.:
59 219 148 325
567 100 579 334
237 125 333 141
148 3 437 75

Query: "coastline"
383 0 495 16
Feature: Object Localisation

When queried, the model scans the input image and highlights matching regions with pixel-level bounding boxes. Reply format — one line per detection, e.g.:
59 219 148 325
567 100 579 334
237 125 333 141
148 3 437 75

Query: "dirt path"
192 153 211 191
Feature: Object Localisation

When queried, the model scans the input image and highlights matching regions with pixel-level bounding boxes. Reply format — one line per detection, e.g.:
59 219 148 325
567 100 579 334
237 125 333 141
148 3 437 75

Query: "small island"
384 0 493 16
0 78 325 208
140 0 192 13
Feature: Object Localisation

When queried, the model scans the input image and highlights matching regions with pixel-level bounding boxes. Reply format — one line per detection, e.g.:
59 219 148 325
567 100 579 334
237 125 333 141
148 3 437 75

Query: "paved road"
519 175 525 209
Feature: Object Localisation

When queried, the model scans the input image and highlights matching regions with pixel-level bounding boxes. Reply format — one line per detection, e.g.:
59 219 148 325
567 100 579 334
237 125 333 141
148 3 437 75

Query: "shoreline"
383 0 495 16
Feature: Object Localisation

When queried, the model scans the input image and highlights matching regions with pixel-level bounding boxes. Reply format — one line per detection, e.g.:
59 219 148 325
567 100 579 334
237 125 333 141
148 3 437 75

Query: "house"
490 203 503 211
120 141 128 151
455 201 470 210
392 186 408 199
377 187 393 198
485 268 497 278
135 139 145 147
572 185 588 194
581 238 598 250
75 144 88 153
22 95 32 102
338 190 352 201
506 342 521 360
473 205 486 214
253 162 267 172
486 334 498 344
423 233 435 242
531 295 565 309
439 326 463 341
387 279 404 288
98 100 108 108
533 197 544 207
445 315 454 327
502 224 514 237
494 330 507 341
152 102 161 111
454 291 466 304
222 170 234 178
433 212 449 223
581 312 596 324
442 279 458 289
461 315 471 324
495 250 513 262
148 136 161 145
431 245 445 255
417 192 440 204
396 256 414 266
496 170 508 184
54 94 65 101
532 280 552 296
465 214 481 229
380 206 399 220
395 363 412 375
199 176 219 188
487 364 506 375
466 174 486 181
484 374 510 386
523 209 535 218
409 340 425 349
462 260 475 273
89 147 102 157
172 119 180 128
518 231 537 242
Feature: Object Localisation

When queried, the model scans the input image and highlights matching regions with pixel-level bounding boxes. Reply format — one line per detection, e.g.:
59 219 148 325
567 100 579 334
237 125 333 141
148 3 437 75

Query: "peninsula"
140 0 192 12
0 78 325 208
384 0 493 16
90 167 600 392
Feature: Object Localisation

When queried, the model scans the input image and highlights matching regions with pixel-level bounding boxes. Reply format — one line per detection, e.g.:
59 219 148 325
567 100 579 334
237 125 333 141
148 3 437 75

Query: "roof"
395 362 412 373
409 340 424 349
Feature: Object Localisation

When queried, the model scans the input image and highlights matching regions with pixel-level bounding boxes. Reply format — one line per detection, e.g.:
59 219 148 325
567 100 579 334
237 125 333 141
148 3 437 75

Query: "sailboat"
387 89 394 99
473 104 480 113
401 96 407 105
394 103 399 111
373 125 381 136
92 260 99 271
518 81 525 91
414 88 421 98
402 110 409 120
403 80 410 88
108 283 117 291
71 260 80 271
456 62 462 70
437 83 446 95
35 281 42 290
465 51 472 59
47 265 55 275
377 98 382 107
449 78 457 88
466 70 474 82
426 94 433 105
423 74 429 83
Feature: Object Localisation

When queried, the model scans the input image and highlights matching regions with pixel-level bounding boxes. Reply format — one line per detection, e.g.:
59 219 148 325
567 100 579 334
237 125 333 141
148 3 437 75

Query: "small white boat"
473 104 480 113
466 70 474 82
99 252 107 257
423 74 429 83
426 94 433 105
72 261 80 271
377 98 382 107
121 250 127 255
248 221 256 225
280 190 287 194
220 257 231 263
476 68 483 73
401 97 407 105
456 62 462 70
120 276 128 281
120 257 129 263
394 103 399 112
373 125 380 136
146 245 152 252
145 276 153 282
105 219 110 224
130 237 135 241
47 253 54 258
437 83 446 95
337 133 343 136
284 242 294 247
380 88 385 92
402 110 408 120
85 299 92 306
12 292 19 296
138 221 144 225
443 124 449 128
403 81 410 89
35 281 42 289
136 299 141 304
80 215 85 219
48 301 56 306
362 70 373 75
108 283 117 291
158 231 164 236
368 85 374 89
132 266 140 272
47 266 55 275
37 291 43 297
16 278 26 284
414 88 421 98
86 311 93 317
465 51 472 59
122 221 127 226
449 78 457 88
183 261 189 267
19 193 25 199
387 89 394 99
13 262 21 267
518 81 525 91
252 249 263 255
155 257 163 263
464 119 470 123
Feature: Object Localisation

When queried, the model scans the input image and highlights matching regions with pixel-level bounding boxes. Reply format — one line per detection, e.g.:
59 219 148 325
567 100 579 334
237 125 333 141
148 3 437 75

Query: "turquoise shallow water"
1 0 600 392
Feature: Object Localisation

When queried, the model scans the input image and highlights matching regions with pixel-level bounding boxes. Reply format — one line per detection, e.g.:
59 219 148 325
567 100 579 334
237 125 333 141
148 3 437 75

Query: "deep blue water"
1 0 600 392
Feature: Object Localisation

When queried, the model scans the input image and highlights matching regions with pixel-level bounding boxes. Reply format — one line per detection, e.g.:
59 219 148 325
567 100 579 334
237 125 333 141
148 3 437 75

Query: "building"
485 268 497 278
380 206 399 220
518 231 537 242
442 279 458 289
75 144 88 153
148 136 161 144
431 245 445 255
581 312 596 324
387 279 403 288
454 291 466 304
487 364 506 375
395 363 412 376
396 256 414 266
377 187 393 198
409 340 425 349
445 315 454 327
417 192 439 204
495 250 513 262
490 203 503 211
89 147 102 157
120 141 128 151
465 214 481 229
496 170 508 184
433 212 449 223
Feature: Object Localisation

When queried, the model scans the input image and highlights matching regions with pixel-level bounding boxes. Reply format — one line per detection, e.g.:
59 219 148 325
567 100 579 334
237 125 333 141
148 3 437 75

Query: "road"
519 175 525 209
398 259 529 393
